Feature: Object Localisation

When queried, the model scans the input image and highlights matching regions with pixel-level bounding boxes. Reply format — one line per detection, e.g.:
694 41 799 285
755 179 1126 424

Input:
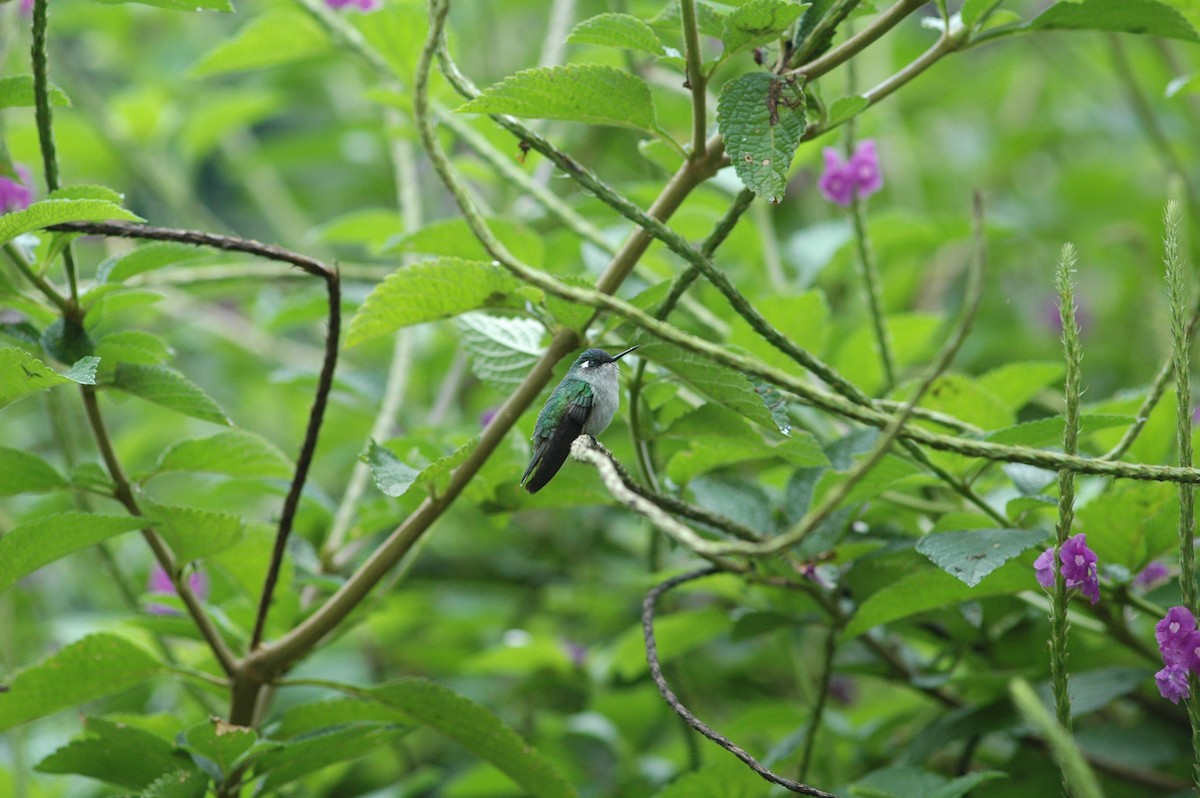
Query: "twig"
680 0 708 159
642 567 838 797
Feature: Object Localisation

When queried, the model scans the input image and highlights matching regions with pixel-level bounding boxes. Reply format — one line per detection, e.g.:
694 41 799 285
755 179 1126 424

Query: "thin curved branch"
643 567 839 797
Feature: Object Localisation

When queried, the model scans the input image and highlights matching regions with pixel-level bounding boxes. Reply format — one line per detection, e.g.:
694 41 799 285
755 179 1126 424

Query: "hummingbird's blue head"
572 345 638 372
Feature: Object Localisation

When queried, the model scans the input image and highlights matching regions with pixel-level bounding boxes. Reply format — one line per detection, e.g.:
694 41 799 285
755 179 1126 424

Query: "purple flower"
1134 560 1170 591
1156 664 1191 704
1032 534 1100 604
147 564 208 615
326 0 380 11
0 165 34 214
480 407 499 427
1156 606 1200 667
817 140 883 207
19 0 33 14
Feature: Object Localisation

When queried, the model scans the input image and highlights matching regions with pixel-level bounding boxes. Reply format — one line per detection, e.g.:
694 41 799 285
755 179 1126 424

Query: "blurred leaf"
41 318 93 364
721 0 807 58
183 719 258 776
459 65 660 134
178 91 282 159
111 363 232 425
366 440 423 498
457 312 545 391
1027 0 1198 42
97 242 209 284
464 635 574 677
312 208 405 250
667 431 826 484
387 217 545 268
1077 481 1175 567
141 770 209 798
691 475 773 534
153 429 292 480
0 512 147 593
976 361 1063 411
1036 667 1151 718
145 500 244 562
727 291 830 372
544 275 595 333
189 11 329 77
610 605 728 680
568 13 665 53
827 95 869 127
0 199 142 246
985 414 1131 448
717 72 806 203
653 758 774 797
256 723 407 792
0 76 70 109
35 716 192 790
1008 680 1106 798
0 448 66 495
850 766 1005 798
905 373 1012 432
917 528 1048 587
91 0 232 10
0 633 163 732
347 258 530 346
95 330 174 366
844 559 1029 638
48 185 125 203
369 679 578 798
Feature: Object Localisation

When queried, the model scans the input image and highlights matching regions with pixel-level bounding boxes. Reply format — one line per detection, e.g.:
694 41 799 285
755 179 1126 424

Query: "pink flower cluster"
1155 606 1200 704
1034 533 1100 605
817 140 883 207
147 564 208 615
325 0 380 11
0 165 34 214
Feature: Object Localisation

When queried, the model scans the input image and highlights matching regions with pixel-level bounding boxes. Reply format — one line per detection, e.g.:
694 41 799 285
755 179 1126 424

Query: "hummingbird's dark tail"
522 422 582 493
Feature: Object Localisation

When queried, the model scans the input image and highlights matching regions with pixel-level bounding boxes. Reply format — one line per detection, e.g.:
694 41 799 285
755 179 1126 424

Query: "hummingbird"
521 345 638 493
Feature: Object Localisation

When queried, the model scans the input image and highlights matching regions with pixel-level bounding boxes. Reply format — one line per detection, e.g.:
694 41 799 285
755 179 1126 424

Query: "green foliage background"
3 0 1200 796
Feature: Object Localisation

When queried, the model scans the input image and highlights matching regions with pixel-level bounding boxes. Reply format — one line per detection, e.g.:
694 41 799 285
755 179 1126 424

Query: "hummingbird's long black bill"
610 345 638 361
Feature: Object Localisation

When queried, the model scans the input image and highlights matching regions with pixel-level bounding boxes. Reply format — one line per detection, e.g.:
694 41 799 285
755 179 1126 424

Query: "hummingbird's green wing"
522 380 593 493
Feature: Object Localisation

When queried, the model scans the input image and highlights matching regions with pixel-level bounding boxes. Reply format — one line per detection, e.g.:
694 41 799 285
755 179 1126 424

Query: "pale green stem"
680 0 708 159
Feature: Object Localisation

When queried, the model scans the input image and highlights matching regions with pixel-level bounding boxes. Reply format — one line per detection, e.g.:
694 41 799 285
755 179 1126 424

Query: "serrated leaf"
369 679 577 798
667 431 826 484
154 430 292 480
0 199 142 246
91 0 231 10
717 72 806 203
917 528 1048 588
827 95 868 126
0 76 70 109
145 500 244 562
458 64 659 134
256 723 407 792
568 13 664 53
457 312 545 391
0 512 147 593
35 716 192 790
190 11 326 77
977 360 1063 412
347 258 528 347
63 356 100 385
1027 0 1198 41
49 185 124 203
97 242 209 284
637 337 787 433
0 633 163 732
721 0 807 57
95 330 174 366
141 769 209 798
0 347 70 407
111 363 231 425
0 448 66 496
366 441 423 498
184 719 257 776
985 414 1132 448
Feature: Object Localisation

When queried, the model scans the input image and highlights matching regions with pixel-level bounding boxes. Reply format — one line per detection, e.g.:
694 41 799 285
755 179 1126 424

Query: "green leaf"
188 10 328 76
1077 481 1175 568
90 0 232 10
183 719 257 776
35 716 192 790
49 185 124 203
961 0 1009 28
256 723 407 792
653 758 774 798
311 208 406 251
95 330 174 366
0 348 70 408
844 559 1029 638
916 528 1048 587
667 431 827 484
610 606 728 680
567 13 665 54
0 448 66 495
141 770 209 798
727 291 829 373
0 633 163 732
369 679 577 798
63 356 100 385
386 217 545 268
97 242 209 284
0 199 142 246
899 373 1012 432
275 698 408 739
827 95 869 127
1008 680 1106 798
0 512 147 593
985 414 1131 448
111 363 232 425
145 500 244 562
179 91 282 159
41 318 94 365
0 76 70 109
976 360 1063 412
458 64 660 134
366 441 423 498
851 766 1006 798
1027 0 1198 41
721 0 807 58
637 338 789 433
457 313 545 392
717 72 806 203
347 258 529 347
154 429 292 480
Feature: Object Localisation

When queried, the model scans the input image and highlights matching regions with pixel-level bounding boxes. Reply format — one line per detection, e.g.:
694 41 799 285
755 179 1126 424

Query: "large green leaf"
1027 0 1198 42
0 448 66 496
347 258 530 346
256 723 407 791
365 441 423 498
153 429 292 480
917 528 1049 588
96 242 209 284
111 363 232 425
94 330 174 366
720 0 807 58
0 348 88 408
386 217 545 268
976 361 1063 412
458 64 660 134
0 634 163 732
457 312 545 391
369 679 577 798
183 719 259 777
35 716 193 790
144 500 244 562
0 199 142 246
0 76 70 109
609 605 729 680
0 512 147 593
567 13 665 54
717 72 806 203
188 11 329 76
